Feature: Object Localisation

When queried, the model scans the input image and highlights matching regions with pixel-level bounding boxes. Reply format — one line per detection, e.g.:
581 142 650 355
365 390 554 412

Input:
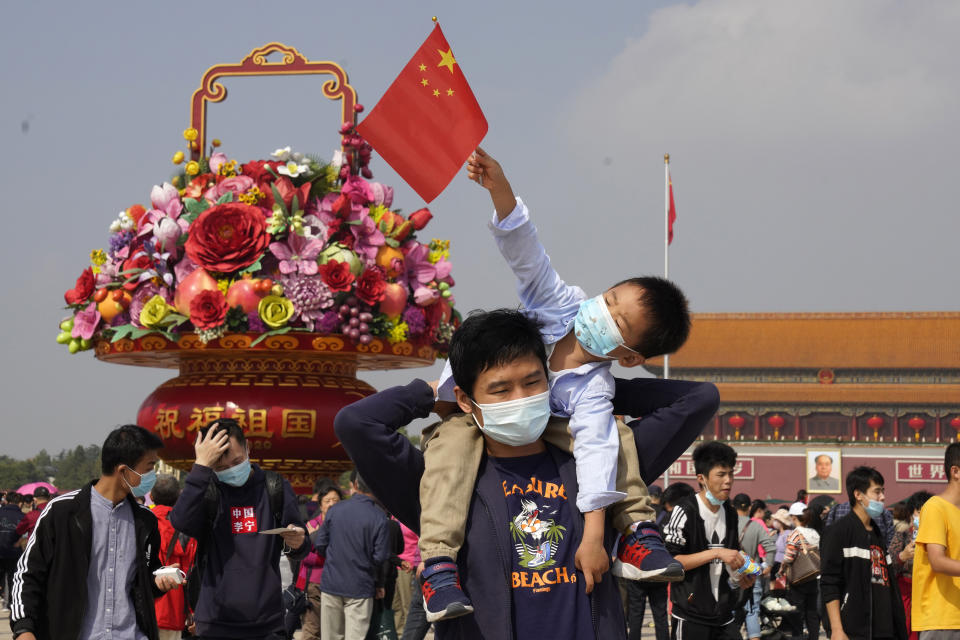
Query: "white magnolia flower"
271 146 292 161
277 161 309 178
291 151 304 162
330 149 346 171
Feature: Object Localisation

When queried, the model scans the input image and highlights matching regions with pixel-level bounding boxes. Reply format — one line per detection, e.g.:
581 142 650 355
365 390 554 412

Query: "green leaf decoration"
291 195 300 215
249 326 292 347
110 325 136 343
270 184 289 217
216 192 234 205
239 257 263 275
384 237 399 248
184 198 210 215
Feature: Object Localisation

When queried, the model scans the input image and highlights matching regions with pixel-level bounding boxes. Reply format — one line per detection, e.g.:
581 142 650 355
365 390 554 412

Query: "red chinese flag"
667 167 678 245
357 25 487 203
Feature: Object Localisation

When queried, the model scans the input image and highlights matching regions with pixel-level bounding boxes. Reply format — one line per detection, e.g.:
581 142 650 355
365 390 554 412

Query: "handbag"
786 537 820 586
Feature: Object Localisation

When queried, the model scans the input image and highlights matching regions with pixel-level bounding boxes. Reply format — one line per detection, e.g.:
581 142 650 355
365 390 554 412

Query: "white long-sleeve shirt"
437 197 625 513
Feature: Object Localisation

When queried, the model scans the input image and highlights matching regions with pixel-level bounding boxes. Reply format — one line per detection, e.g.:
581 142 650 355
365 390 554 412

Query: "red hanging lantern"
768 414 785 440
908 416 926 441
951 416 960 441
867 415 884 441
729 414 745 440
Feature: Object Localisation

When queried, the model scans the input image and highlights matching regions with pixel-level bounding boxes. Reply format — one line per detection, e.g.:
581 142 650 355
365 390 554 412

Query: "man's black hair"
314 477 344 501
661 482 695 509
846 465 885 504
907 490 934 515
692 441 737 478
350 469 371 495
101 424 164 475
448 309 547 397
732 493 751 510
199 418 246 445
945 442 960 480
613 276 691 358
749 499 767 517
4 491 19 504
152 474 180 507
33 487 50 499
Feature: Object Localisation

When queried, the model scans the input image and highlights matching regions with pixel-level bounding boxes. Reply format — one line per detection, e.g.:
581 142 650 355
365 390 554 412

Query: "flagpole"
663 153 671 489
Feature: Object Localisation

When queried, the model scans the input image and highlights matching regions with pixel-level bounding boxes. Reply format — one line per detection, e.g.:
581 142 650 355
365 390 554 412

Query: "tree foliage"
0 446 102 493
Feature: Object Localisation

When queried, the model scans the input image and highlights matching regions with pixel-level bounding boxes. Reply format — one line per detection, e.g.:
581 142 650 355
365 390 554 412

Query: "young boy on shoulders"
420 148 690 621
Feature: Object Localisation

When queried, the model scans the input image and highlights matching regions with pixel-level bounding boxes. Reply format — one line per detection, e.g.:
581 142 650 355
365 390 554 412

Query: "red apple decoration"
226 279 266 313
379 282 408 317
174 268 219 315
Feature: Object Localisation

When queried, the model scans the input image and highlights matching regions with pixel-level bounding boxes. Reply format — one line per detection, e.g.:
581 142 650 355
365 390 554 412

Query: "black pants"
627 581 669 640
629 410 707 486
672 617 741 640
0 557 19 604
786 580 821 640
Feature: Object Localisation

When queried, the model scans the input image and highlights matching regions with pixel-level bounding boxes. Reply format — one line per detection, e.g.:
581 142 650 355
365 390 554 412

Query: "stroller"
758 585 798 639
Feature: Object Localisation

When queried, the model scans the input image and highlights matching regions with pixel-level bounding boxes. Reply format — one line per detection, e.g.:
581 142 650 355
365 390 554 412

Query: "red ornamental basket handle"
188 43 357 160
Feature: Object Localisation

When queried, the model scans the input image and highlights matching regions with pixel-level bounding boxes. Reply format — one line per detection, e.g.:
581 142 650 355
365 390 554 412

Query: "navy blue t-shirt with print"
489 451 594 640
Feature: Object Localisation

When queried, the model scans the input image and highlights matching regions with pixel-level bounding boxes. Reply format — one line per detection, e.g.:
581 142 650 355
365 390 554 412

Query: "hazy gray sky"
1 1 957 459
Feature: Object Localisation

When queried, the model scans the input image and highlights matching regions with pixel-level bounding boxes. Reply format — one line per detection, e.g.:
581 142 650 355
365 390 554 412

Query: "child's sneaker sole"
424 598 474 623
611 558 685 582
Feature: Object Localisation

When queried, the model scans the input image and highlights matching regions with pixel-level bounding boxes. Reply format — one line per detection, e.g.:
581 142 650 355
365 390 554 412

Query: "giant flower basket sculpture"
57 44 459 491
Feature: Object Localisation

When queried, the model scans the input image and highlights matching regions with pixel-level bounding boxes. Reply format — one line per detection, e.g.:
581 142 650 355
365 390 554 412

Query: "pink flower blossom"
312 193 385 262
269 234 324 275
401 242 436 287
71 303 102 340
368 182 394 207
138 182 188 254
341 176 374 204
204 176 255 203
414 286 440 306
209 152 228 175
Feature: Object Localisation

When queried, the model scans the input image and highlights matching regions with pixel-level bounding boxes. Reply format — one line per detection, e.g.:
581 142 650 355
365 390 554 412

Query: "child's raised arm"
467 147 517 221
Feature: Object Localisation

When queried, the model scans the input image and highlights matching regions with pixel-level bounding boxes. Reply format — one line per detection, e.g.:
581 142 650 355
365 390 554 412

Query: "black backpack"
182 470 286 610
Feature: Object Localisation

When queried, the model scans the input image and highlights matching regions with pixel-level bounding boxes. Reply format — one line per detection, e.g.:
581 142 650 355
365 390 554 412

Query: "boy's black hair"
4 491 19 504
614 276 691 358
749 499 767 517
101 424 164 475
846 465 885 504
661 482 695 509
732 493 751 510
199 418 246 445
692 441 737 478
907 490 934 515
449 309 548 397
151 474 181 507
945 442 960 479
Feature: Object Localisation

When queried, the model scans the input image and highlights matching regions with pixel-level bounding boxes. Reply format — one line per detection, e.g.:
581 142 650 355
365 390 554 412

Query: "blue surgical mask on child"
123 468 156 498
216 458 252 487
574 294 639 359
471 390 551 447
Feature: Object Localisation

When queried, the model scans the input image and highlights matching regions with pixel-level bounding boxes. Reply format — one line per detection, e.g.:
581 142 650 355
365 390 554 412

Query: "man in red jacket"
14 487 50 541
152 474 197 640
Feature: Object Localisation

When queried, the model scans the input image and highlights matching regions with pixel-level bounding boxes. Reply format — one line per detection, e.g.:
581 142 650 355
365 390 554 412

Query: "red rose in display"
318 260 355 292
355 266 387 306
241 160 279 184
64 267 95 305
189 289 229 330
408 208 433 230
121 253 153 291
184 202 270 273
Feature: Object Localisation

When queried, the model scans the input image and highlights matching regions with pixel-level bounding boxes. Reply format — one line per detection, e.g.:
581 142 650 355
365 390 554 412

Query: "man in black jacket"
820 466 907 640
9 425 181 640
0 491 25 610
663 441 756 640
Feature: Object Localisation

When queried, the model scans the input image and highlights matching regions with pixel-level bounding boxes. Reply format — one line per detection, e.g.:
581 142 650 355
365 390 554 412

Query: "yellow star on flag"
432 89 440 97
418 63 427 71
437 48 457 73
446 88 455 96
421 78 429 87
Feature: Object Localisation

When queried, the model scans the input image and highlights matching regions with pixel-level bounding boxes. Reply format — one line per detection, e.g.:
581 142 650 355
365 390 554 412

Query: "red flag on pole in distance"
357 24 488 203
667 165 677 245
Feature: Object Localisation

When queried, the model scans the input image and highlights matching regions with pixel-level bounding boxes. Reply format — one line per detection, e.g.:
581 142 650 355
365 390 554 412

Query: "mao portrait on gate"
806 449 842 493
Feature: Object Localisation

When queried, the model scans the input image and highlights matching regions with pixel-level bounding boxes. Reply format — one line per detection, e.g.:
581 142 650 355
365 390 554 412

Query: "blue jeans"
743 577 764 639
401 580 430 640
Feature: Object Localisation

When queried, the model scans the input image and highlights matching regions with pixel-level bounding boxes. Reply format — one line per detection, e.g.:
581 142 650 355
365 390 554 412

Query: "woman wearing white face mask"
888 491 933 640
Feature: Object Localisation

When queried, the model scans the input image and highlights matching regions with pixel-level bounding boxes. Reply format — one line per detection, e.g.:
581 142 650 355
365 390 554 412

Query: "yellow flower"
238 186 265 205
140 295 174 328
219 159 238 177
184 161 200 176
172 176 182 187
172 151 185 165
90 249 107 266
216 279 231 295
211 138 222 147
388 321 409 344
258 295 295 329
183 128 199 142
